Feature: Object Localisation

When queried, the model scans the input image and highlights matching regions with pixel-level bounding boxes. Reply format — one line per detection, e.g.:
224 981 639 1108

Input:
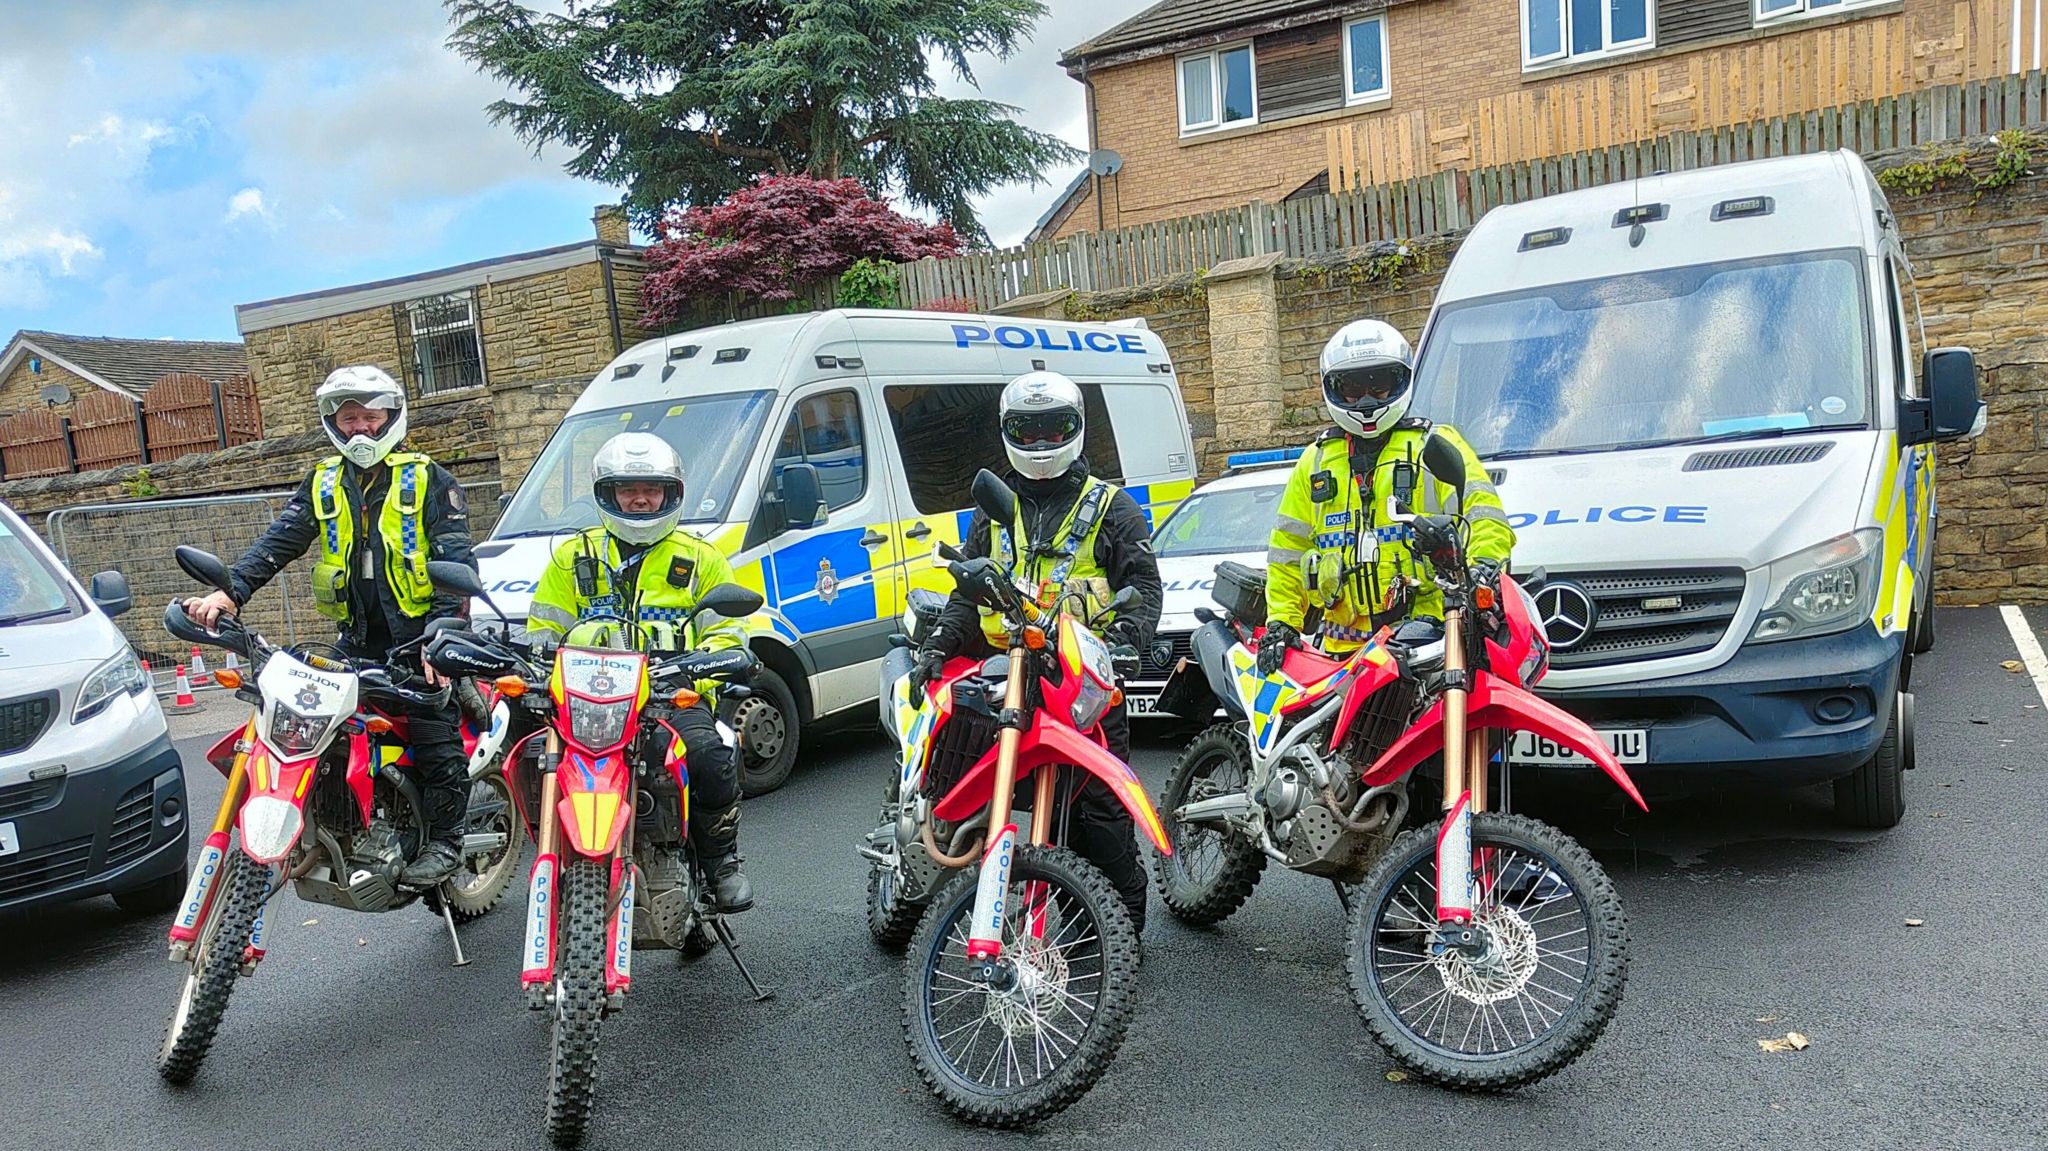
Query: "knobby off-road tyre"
546 858 610 1147
903 845 1140 1128
1835 691 1907 830
733 668 801 797
867 859 927 951
1345 812 1628 1091
437 774 525 922
1155 722 1265 927
157 853 266 1084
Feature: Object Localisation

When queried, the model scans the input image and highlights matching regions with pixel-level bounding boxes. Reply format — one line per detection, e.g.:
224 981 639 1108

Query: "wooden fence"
896 68 2048 312
0 373 263 481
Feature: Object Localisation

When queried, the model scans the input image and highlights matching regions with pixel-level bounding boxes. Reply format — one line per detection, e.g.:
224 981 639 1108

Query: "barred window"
396 290 487 397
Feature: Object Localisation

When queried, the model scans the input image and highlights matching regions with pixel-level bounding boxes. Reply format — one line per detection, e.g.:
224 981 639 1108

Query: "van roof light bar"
1613 203 1668 227
1224 446 1305 470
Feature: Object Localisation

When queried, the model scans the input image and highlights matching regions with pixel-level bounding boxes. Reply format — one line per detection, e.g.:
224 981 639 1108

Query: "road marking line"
1999 605 2048 711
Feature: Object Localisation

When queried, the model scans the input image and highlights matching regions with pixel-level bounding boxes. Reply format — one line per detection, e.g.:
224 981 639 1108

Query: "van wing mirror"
174 546 234 596
1420 432 1468 495
1917 347 1983 443
89 571 132 618
777 463 825 529
971 468 1018 528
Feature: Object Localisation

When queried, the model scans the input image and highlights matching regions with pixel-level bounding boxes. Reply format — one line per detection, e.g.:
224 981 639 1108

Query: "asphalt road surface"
5 606 2045 1151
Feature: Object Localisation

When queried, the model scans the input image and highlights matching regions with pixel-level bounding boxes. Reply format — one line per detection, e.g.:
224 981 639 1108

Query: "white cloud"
224 187 268 223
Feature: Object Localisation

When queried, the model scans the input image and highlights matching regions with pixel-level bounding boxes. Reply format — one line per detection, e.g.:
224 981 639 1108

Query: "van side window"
884 384 1123 515
771 389 866 512
1884 258 1918 399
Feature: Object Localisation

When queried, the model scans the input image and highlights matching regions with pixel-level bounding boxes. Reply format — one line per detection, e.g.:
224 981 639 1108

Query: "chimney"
593 204 631 247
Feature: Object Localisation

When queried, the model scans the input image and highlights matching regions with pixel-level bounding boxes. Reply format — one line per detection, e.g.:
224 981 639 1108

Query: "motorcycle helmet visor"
1325 362 1411 405
1001 409 1082 450
594 475 683 520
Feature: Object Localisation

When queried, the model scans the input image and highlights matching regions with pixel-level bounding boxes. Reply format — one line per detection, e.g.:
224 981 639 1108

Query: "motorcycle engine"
1273 748 1400 882
633 844 696 950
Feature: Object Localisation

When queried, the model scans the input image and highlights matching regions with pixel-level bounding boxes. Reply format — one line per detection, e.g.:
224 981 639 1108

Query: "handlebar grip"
936 541 967 563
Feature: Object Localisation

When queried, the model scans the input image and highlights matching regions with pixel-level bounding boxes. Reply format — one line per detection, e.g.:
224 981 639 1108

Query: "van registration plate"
1126 693 1161 716
1508 729 1647 766
0 822 17 858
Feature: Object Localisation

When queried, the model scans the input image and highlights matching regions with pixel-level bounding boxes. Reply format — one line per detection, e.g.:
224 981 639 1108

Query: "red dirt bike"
422 561 769 1148
863 470 1169 1128
1153 436 1647 1089
155 547 523 1085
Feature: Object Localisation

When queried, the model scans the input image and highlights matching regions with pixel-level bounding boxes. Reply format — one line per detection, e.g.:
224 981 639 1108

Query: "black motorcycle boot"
1067 810 1149 935
693 805 754 912
400 840 461 887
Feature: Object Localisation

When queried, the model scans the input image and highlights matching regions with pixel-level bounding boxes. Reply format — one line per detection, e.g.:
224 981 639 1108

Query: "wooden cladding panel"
1660 0 1751 48
1255 21 1345 122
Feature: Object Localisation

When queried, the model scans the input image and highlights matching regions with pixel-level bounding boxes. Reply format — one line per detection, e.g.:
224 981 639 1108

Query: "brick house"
0 330 247 416
1041 0 2037 236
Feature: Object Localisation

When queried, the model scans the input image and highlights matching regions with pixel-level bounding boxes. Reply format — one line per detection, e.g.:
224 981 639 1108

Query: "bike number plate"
0 821 16 857
1508 728 1647 766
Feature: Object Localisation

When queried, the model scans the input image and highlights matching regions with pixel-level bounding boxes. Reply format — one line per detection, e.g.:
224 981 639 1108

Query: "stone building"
0 330 248 416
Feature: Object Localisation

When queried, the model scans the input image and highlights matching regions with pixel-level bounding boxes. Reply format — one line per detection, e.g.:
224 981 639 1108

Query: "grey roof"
1028 169 1094 241
2 330 248 399
1063 0 1398 67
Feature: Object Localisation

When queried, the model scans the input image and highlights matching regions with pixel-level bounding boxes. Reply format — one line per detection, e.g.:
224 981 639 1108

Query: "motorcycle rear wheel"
157 853 266 1084
435 774 525 922
1345 812 1628 1090
902 844 1139 1128
545 858 609 1147
867 856 928 951
1155 722 1265 927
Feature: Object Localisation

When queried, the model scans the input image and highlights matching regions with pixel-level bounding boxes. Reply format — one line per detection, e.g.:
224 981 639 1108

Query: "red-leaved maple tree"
641 174 961 326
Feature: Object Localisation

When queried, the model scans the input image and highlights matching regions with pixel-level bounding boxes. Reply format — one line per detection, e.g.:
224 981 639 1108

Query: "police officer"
183 366 478 886
913 371 1164 931
1261 319 1513 675
524 433 752 911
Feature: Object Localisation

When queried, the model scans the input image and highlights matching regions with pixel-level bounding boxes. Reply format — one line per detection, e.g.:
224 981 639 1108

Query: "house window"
1755 0 1875 21
1524 0 1654 67
1179 43 1256 133
399 290 487 396
1343 16 1391 104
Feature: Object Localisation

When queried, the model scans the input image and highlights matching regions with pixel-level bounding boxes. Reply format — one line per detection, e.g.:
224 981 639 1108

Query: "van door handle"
904 523 932 540
859 529 889 547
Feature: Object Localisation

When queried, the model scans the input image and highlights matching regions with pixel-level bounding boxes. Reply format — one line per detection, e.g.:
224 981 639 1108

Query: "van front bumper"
1535 624 1903 792
0 733 188 912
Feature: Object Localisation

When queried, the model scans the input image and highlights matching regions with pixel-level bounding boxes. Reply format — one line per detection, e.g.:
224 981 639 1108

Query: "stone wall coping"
1205 253 1286 285
990 289 1074 317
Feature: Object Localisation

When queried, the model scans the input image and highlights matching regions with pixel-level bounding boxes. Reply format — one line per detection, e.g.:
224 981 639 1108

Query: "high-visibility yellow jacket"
527 528 746 694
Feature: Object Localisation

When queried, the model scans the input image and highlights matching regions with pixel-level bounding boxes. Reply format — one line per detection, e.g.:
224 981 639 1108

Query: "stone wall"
491 376 588 490
243 307 407 438
0 356 95 417
477 260 622 384
1273 243 1452 431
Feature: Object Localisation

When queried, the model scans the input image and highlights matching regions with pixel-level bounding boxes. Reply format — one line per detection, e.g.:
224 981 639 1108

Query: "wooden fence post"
1246 200 1274 256
1070 233 1096 293
210 378 228 449
131 400 148 464
60 416 78 475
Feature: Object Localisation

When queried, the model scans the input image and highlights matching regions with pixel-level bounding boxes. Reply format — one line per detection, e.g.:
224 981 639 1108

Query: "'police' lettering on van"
952 324 1147 355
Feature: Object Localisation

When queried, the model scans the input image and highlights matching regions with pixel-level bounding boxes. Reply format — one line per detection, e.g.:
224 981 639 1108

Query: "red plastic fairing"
1485 573 1542 685
1325 649 1406 752
931 714 1173 854
501 729 546 830
204 723 246 776
1361 672 1648 810
343 731 375 824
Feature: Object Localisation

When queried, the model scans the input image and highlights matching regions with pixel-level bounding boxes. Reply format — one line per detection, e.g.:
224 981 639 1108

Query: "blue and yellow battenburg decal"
893 674 944 790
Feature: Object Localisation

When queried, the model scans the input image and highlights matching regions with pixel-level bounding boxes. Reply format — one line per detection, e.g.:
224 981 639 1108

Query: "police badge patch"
294 686 323 711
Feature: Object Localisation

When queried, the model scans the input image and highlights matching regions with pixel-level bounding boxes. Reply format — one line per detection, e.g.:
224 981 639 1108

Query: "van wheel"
734 669 800 797
1834 690 1908 829
1911 601 1936 655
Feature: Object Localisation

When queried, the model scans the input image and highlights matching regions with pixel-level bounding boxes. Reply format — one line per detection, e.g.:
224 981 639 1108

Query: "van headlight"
1749 529 1884 643
74 649 151 723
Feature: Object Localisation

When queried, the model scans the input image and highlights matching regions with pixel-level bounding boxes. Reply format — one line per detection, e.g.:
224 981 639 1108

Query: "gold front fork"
208 716 258 835
535 728 562 859
989 642 1030 843
1440 607 1470 814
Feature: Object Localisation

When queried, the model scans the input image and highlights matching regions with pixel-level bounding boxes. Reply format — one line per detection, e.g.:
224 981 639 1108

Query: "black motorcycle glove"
1257 622 1299 677
908 647 947 704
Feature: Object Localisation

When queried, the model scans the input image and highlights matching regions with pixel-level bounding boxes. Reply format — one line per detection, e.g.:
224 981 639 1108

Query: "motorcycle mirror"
696 582 765 619
1107 585 1142 615
971 468 1018 528
1421 432 1468 495
174 546 234 595
426 560 485 599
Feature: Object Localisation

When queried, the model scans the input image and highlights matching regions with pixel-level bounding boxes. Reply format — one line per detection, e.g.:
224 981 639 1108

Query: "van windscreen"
494 390 775 538
0 519 79 625
1411 249 1871 458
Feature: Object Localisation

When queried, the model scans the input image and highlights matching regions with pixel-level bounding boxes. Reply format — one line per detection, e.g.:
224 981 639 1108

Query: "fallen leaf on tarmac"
356 938 367 946
1756 1014 1782 1023
1905 918 1925 927
2002 660 2025 672
1758 1032 1811 1053
1385 1071 1408 1082
1930 811 1948 819
1969 716 1990 725
300 918 317 927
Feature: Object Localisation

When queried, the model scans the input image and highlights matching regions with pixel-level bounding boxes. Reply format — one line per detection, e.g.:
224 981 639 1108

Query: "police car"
1128 448 1297 717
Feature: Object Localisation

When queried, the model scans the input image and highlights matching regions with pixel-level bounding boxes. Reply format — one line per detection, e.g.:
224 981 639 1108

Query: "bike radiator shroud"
922 681 1001 802
1282 673 1420 881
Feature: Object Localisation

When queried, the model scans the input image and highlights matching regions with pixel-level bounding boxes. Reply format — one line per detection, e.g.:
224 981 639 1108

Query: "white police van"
477 309 1197 793
1409 151 1983 827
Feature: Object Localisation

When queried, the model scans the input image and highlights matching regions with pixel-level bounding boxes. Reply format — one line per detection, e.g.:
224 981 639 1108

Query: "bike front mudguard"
930 714 1173 855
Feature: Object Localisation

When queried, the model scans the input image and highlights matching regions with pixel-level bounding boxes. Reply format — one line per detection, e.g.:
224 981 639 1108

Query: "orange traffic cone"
189 646 210 686
172 665 197 709
223 650 239 675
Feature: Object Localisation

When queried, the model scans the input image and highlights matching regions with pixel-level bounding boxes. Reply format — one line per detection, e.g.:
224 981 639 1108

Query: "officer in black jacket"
183 366 478 886
914 371 1164 931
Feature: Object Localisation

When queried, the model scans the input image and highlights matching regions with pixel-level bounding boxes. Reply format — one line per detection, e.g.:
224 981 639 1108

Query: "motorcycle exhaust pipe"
462 831 509 859
1174 793 1254 824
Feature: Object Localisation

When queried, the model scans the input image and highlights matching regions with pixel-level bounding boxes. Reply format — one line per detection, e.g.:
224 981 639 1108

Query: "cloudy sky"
0 0 1153 343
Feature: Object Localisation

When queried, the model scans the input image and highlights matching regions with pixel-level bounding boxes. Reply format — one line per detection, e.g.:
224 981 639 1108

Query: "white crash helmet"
316 365 408 468
1319 319 1414 438
591 432 686 545
999 370 1086 481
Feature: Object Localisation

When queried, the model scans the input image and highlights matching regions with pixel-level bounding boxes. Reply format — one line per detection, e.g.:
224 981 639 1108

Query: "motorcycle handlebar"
162 600 264 663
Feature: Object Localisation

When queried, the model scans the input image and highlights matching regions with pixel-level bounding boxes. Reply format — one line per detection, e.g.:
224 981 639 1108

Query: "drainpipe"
598 246 624 355
1079 57 1105 232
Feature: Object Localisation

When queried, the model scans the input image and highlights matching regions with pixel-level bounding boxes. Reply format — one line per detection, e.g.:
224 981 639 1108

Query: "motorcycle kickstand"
713 915 774 1002
434 883 470 967
1331 879 1355 915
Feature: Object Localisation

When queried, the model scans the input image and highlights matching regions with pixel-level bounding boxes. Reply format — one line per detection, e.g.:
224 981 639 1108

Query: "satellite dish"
1087 149 1124 177
38 383 71 407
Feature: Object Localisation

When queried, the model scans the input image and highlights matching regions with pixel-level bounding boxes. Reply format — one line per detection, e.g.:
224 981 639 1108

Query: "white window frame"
1753 0 1881 25
1342 15 1392 105
1520 0 1656 70
1177 42 1258 135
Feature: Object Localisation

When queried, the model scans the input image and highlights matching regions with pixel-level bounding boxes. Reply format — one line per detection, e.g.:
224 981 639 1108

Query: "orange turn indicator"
213 668 242 690
496 675 528 698
671 688 701 708
1022 626 1047 650
364 716 394 735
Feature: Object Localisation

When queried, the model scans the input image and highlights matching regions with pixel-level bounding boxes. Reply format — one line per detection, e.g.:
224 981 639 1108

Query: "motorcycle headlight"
268 702 340 755
1749 528 1884 644
1070 678 1114 732
240 795 304 862
74 648 151 723
568 696 634 750
1066 625 1118 731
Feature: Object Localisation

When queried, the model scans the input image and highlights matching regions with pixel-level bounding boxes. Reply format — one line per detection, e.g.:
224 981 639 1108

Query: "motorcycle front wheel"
545 858 609 1147
157 853 267 1084
902 844 1139 1128
1345 812 1628 1090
